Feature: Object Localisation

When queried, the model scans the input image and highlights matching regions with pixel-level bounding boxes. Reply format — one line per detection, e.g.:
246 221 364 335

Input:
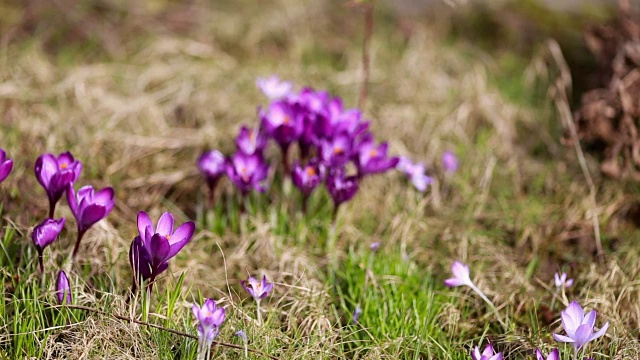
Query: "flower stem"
256 299 263 325
468 282 507 329
71 229 86 260
48 201 56 219
38 250 44 273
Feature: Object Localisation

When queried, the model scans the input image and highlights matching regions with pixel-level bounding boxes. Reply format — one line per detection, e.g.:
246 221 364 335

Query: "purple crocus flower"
554 272 574 289
292 159 325 213
370 242 381 252
552 301 609 355
129 211 195 285
325 170 359 219
320 134 353 168
241 275 273 301
397 157 433 192
444 261 473 288
256 76 293 100
197 150 226 205
242 275 273 325
56 270 72 304
235 126 268 156
355 136 399 177
192 298 226 360
225 152 269 197
0 149 13 184
35 152 82 218
260 100 303 173
442 151 458 173
32 218 65 272
67 185 115 258
471 344 502 360
535 349 559 360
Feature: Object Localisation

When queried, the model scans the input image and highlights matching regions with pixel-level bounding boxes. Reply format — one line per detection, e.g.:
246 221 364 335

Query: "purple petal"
137 211 153 240
588 321 609 343
535 349 544 360
166 222 195 259
573 324 594 350
78 204 108 230
35 154 58 188
149 233 171 265
552 333 575 343
583 310 596 329
0 158 13 183
444 278 466 287
482 344 494 357
155 212 174 237
548 349 559 360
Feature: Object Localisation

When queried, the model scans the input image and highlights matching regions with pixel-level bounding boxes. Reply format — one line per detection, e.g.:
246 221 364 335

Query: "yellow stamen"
305 167 316 176
333 146 343 155
60 163 68 169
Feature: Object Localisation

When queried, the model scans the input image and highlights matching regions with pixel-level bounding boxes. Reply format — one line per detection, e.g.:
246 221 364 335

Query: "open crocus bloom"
35 152 82 217
552 301 609 352
444 261 473 288
355 136 399 177
129 211 195 282
225 152 269 195
241 275 273 301
292 159 325 196
68 185 115 234
256 75 293 100
397 157 433 192
326 169 359 209
471 344 502 360
192 298 226 342
554 272 574 289
235 126 268 156
535 348 559 360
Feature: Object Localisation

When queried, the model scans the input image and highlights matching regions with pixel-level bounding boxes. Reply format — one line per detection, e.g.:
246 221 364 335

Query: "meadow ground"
1 1 639 359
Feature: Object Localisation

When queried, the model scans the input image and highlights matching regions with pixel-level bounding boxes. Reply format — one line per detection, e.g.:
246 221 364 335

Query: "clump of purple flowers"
197 78 410 220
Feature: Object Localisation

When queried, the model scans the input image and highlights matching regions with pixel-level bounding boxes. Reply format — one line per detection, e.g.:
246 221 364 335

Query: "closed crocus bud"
0 148 13 184
67 185 115 258
32 218 65 272
241 275 273 302
35 152 82 218
197 150 226 206
56 270 72 304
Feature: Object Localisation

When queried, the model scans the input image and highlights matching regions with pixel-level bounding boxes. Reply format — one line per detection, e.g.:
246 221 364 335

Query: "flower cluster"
31 151 115 264
198 77 408 216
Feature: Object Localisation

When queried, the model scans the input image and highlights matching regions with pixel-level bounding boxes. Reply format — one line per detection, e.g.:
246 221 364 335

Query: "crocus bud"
67 185 115 258
0 148 13 184
32 218 65 272
56 270 72 304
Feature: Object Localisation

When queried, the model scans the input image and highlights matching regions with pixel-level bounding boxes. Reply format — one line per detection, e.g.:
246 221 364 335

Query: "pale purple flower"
535 348 559 360
197 150 225 188
397 157 433 192
235 330 247 342
370 242 381 252
32 218 65 272
444 261 473 288
56 270 72 304
192 298 226 359
552 301 609 353
256 76 293 99
35 152 82 218
67 185 115 258
352 305 362 323
442 151 458 173
0 149 13 184
554 272 574 289
326 169 359 217
260 100 303 152
241 275 273 301
319 134 352 168
471 344 502 360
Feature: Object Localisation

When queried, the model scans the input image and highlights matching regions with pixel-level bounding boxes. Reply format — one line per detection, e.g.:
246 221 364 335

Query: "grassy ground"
1 1 639 359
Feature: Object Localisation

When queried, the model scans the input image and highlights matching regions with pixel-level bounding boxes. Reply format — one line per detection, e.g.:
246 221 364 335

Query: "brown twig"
358 1 374 109
48 304 279 359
